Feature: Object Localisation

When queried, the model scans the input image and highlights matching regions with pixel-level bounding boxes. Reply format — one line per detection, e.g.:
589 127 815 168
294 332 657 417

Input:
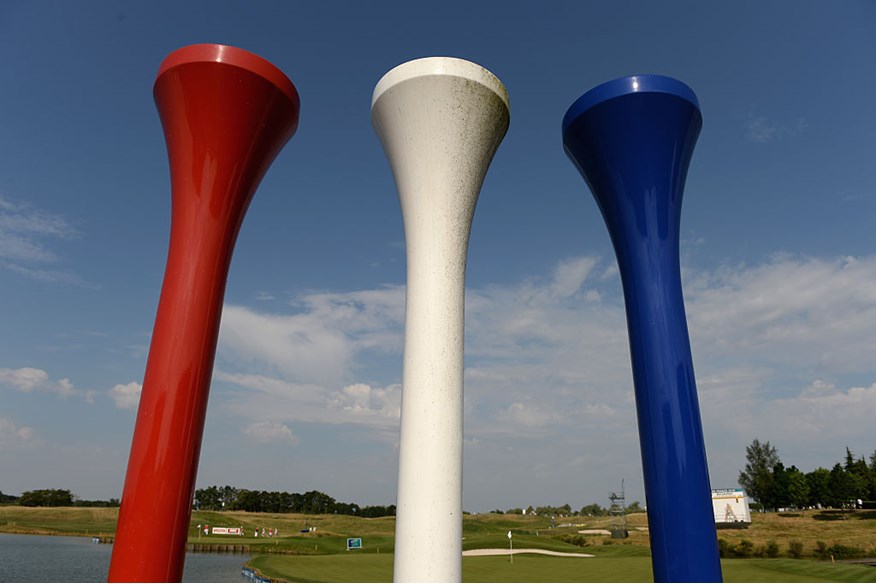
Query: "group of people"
197 524 279 538
253 527 279 538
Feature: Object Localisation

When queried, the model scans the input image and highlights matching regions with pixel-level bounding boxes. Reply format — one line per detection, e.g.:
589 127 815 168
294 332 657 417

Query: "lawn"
248 553 876 583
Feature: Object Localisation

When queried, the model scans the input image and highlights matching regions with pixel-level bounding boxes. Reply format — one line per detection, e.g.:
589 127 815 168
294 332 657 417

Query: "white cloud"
0 367 92 401
207 252 876 504
108 382 142 409
495 401 558 428
0 367 49 392
0 417 35 449
764 379 876 441
328 383 401 419
242 421 299 445
686 255 876 373
218 286 404 388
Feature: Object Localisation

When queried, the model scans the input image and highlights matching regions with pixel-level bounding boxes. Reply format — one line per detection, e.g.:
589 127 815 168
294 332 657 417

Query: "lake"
0 533 251 582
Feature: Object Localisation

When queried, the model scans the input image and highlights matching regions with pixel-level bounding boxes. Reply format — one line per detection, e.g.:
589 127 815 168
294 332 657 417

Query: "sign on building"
711 488 751 528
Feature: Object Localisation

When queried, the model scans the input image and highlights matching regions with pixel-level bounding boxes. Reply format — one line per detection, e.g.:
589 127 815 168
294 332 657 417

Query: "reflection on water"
0 533 250 583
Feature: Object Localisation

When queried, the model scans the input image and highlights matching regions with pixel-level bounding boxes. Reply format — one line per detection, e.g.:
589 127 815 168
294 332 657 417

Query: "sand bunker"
577 529 611 535
463 548 594 558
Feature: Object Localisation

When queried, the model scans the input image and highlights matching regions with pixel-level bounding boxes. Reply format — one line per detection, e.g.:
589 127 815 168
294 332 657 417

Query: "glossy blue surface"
562 76 722 583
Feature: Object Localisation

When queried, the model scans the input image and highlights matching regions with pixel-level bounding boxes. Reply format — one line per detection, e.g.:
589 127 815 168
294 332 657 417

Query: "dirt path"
463 548 594 558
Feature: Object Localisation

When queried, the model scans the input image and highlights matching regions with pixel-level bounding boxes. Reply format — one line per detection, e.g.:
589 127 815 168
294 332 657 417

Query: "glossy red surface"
108 44 299 582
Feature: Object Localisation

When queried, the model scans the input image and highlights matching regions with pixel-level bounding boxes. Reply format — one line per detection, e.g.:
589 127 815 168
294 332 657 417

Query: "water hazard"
0 533 251 582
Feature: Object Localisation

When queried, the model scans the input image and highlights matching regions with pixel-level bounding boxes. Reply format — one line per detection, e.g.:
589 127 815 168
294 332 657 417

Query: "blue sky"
1 1 875 512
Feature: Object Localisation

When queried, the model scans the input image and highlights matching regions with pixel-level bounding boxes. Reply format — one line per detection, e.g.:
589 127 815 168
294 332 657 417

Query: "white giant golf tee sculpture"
371 57 510 582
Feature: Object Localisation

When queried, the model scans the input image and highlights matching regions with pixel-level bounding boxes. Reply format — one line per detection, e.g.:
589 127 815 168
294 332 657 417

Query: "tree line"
492 501 643 517
3 484 646 518
0 489 119 507
738 439 876 511
193 485 396 517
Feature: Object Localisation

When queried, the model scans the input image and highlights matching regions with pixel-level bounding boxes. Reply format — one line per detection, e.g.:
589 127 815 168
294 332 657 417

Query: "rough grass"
715 509 876 558
0 506 118 536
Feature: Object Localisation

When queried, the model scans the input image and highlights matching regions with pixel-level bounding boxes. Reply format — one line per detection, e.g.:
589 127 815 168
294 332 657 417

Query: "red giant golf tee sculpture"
108 44 299 582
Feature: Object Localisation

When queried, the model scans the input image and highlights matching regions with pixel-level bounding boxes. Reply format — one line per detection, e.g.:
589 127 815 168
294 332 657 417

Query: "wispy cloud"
0 195 90 285
0 196 76 261
0 417 35 449
0 367 95 402
744 113 807 142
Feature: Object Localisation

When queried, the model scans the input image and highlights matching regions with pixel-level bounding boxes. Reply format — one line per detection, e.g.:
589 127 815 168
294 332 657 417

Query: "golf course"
1 506 874 582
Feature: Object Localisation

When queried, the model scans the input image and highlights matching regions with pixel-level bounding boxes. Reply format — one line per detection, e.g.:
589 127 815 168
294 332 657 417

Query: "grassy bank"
0 506 118 536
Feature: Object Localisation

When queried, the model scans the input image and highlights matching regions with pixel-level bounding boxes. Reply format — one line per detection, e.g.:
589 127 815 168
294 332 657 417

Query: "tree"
769 462 790 510
844 448 873 501
18 489 73 507
785 466 809 511
0 491 18 504
738 439 780 510
626 500 643 513
806 468 831 508
580 503 606 517
220 485 238 509
194 486 221 510
868 450 876 500
234 489 263 512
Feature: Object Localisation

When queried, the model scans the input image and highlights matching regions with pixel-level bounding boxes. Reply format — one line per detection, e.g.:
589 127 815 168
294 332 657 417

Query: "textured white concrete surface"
371 57 509 583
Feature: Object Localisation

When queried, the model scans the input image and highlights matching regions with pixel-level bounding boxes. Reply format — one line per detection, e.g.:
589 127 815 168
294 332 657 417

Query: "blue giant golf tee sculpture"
562 75 722 582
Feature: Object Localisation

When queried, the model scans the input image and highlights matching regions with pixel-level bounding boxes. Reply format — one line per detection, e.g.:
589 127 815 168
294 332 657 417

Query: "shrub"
815 541 828 558
553 534 589 548
765 540 780 558
719 538 762 558
735 539 754 558
753 545 766 558
823 544 866 560
788 540 804 559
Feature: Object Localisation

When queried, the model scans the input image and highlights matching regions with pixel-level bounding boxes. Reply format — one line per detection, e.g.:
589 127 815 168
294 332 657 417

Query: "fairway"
248 553 876 583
